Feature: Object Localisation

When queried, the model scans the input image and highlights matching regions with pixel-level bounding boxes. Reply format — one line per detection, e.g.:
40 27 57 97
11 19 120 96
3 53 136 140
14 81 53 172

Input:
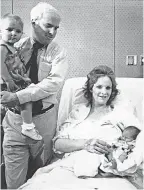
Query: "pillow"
115 78 143 126
58 77 143 129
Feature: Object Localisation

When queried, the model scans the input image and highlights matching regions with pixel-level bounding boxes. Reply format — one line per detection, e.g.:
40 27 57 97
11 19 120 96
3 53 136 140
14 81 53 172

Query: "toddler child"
0 13 42 141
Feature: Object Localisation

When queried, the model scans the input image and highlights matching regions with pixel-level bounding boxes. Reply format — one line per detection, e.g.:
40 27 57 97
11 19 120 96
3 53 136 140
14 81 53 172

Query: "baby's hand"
118 152 127 162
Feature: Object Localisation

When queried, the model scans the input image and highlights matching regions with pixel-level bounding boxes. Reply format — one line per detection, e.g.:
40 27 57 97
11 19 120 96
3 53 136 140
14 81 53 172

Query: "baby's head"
122 126 140 142
0 13 23 44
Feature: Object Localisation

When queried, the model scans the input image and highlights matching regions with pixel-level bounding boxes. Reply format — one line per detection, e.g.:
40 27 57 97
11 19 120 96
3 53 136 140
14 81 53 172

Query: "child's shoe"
22 128 42 141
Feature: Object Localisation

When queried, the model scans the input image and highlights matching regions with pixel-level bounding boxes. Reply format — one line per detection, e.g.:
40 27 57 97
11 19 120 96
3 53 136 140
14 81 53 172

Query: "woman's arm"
54 103 111 155
34 138 111 177
54 138 110 154
54 138 87 153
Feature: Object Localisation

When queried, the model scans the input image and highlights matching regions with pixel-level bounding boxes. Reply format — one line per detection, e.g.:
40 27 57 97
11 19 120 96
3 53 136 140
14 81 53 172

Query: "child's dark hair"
0 13 23 29
124 126 140 140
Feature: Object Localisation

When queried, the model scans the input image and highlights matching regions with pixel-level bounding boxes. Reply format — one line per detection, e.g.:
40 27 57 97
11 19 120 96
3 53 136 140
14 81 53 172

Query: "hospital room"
0 0 143 189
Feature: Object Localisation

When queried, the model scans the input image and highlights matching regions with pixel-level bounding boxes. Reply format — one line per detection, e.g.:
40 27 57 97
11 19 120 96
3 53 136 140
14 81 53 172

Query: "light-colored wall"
1 0 143 78
115 0 143 78
1 0 12 15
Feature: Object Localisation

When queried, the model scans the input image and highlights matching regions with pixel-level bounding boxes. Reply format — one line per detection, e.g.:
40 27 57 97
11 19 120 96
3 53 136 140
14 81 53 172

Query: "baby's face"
122 130 134 142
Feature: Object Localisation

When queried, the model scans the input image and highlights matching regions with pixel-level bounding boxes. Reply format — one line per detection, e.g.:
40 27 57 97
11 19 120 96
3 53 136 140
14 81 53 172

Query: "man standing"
1 2 68 189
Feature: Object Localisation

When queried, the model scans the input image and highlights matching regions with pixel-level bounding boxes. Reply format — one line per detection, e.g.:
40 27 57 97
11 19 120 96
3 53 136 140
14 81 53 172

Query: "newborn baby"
73 125 140 178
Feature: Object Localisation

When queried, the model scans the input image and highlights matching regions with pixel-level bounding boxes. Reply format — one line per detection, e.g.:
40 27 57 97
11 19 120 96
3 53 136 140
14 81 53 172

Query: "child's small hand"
17 64 26 76
23 74 31 84
10 70 23 81
6 80 19 92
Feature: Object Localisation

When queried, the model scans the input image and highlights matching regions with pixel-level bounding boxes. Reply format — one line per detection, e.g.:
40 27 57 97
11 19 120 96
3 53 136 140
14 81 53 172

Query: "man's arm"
16 46 68 104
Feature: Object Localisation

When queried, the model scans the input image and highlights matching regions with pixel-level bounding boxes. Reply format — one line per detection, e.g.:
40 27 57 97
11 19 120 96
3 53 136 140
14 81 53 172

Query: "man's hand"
0 91 20 108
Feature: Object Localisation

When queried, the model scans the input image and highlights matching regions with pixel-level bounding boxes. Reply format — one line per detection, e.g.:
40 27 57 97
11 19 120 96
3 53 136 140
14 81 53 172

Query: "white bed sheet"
19 167 137 190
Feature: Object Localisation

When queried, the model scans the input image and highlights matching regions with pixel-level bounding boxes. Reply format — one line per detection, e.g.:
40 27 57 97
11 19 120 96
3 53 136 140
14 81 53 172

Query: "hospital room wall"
1 0 143 78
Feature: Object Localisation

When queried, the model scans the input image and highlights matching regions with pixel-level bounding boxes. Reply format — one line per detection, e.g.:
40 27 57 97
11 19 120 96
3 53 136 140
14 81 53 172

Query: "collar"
30 37 48 49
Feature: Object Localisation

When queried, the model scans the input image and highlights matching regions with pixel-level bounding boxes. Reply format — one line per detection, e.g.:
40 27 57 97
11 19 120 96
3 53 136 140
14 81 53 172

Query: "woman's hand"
84 139 111 154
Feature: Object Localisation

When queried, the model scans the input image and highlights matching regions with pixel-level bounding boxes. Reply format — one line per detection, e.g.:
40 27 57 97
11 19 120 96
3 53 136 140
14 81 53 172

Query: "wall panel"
115 0 143 78
1 0 12 16
13 0 114 79
1 1 143 78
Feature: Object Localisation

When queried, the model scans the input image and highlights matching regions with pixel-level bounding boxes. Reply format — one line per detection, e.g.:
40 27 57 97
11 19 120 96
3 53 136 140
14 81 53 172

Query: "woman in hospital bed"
19 65 143 190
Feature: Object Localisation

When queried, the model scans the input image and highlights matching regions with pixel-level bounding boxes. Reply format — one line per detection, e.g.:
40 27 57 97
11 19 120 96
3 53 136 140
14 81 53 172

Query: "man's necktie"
26 42 44 115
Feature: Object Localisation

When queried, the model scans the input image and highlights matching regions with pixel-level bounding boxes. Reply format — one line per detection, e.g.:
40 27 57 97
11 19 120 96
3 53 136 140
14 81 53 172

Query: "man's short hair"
30 2 61 22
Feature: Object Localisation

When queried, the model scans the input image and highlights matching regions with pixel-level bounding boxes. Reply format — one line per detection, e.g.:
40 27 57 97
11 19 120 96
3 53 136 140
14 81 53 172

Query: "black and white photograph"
0 0 143 189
